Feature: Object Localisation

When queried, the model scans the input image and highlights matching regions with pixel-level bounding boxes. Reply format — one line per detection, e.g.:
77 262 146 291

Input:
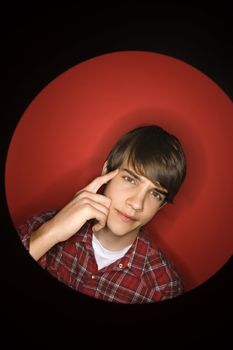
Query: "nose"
126 189 145 211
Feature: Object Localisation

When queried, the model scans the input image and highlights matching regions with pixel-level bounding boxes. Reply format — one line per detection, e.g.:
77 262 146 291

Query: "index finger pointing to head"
87 169 119 193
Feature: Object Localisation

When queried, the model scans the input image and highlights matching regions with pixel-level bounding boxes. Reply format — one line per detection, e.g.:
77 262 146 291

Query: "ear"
101 161 108 175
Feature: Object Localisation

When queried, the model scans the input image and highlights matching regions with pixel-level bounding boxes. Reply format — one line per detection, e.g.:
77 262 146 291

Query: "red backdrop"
5 51 233 291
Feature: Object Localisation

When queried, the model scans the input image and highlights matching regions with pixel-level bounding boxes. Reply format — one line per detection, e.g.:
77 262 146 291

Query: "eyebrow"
122 168 168 195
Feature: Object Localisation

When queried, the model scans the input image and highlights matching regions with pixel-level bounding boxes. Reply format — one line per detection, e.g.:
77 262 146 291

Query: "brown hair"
106 125 186 203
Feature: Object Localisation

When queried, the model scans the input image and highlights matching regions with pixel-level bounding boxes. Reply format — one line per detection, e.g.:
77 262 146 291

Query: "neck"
94 226 138 251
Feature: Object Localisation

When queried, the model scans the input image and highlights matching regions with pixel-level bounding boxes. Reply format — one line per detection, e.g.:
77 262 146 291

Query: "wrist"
39 219 60 246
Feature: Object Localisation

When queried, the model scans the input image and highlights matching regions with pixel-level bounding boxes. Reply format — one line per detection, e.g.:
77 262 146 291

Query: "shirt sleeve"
144 249 185 302
159 265 184 300
148 267 184 302
17 210 57 268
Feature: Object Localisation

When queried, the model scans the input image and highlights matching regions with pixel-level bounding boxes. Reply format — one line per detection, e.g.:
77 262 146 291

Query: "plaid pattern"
18 211 184 304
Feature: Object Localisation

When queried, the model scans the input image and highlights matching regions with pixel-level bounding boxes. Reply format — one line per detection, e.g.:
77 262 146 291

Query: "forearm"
29 220 58 261
26 171 116 260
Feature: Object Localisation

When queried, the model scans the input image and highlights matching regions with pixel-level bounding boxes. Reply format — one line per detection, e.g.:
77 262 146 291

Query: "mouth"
115 209 137 223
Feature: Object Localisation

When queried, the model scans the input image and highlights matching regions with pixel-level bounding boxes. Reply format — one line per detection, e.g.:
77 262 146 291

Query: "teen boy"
18 125 186 304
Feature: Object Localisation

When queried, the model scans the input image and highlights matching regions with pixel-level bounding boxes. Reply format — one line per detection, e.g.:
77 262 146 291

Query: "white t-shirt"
92 234 132 270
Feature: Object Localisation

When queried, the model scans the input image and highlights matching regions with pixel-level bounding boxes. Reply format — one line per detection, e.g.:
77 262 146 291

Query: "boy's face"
103 160 168 237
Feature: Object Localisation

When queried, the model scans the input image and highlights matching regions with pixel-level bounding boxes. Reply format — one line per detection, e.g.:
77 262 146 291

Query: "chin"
106 218 138 237
106 222 126 236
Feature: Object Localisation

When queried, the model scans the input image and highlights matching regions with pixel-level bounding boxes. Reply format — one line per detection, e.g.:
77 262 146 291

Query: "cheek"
104 179 122 198
144 201 160 220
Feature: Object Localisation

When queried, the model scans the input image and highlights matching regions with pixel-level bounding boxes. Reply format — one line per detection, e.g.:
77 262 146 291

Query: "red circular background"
5 51 233 291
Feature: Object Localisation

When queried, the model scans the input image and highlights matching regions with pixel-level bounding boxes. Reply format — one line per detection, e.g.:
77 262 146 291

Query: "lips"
115 209 137 222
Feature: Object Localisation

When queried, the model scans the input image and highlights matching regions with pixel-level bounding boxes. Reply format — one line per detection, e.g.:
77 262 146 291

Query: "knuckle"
77 190 91 201
79 190 88 197
83 203 92 213
74 190 84 198
80 196 89 204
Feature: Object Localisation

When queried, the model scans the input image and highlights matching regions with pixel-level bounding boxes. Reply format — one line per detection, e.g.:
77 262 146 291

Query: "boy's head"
105 125 186 203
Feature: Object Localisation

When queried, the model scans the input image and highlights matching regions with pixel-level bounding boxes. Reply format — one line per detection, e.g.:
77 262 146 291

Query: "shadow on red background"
5 51 233 293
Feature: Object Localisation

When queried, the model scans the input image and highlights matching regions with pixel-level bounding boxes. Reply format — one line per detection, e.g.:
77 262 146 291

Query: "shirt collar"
75 221 150 278
118 232 150 278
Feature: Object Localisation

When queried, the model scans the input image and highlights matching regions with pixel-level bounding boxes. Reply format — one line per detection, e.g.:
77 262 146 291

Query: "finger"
86 169 119 193
83 200 110 217
76 191 111 208
92 222 105 233
90 209 108 231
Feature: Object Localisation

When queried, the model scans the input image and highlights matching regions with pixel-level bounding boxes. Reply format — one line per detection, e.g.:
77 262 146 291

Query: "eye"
151 191 163 201
122 175 136 184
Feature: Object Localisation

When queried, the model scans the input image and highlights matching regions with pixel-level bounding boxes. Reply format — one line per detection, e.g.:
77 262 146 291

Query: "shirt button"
91 275 95 279
118 263 123 269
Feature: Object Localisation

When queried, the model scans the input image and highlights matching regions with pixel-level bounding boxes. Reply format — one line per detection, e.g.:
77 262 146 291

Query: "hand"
47 169 119 243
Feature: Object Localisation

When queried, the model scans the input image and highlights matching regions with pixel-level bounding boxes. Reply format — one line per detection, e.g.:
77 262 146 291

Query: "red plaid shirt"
18 210 184 303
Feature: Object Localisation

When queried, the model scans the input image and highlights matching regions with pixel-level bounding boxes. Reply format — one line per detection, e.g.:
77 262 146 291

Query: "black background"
1 4 232 347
